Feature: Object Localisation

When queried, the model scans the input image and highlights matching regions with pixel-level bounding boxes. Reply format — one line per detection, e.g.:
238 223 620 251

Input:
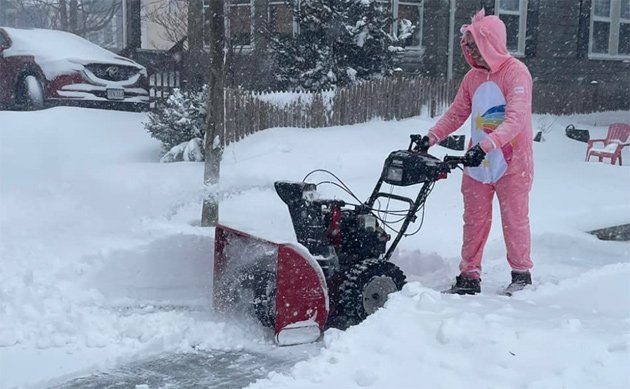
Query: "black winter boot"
503 271 532 296
442 275 481 295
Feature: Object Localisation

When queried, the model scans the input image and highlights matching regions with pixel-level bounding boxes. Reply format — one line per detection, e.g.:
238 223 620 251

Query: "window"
377 0 423 49
394 0 423 49
590 0 630 58
494 0 528 55
268 1 294 39
228 0 253 47
202 0 253 48
375 1 393 36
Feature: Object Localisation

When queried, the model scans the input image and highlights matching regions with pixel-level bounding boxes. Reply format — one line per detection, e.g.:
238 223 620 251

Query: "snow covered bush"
145 86 207 162
160 138 205 162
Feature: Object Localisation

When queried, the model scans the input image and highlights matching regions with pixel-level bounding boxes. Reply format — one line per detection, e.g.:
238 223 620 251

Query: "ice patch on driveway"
49 349 307 389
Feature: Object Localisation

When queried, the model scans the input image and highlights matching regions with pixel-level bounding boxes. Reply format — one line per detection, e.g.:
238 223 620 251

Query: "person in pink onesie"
423 9 534 295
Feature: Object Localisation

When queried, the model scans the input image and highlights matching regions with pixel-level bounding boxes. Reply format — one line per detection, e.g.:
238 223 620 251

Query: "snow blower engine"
213 134 466 345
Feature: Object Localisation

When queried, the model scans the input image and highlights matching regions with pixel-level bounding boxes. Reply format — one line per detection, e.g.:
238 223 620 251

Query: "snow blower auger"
214 134 467 346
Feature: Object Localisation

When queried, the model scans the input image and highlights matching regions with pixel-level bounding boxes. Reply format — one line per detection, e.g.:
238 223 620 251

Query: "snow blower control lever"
213 134 466 345
410 134 431 153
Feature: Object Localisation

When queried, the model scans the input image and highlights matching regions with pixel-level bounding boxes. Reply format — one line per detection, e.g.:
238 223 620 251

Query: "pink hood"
460 9 512 73
428 8 534 183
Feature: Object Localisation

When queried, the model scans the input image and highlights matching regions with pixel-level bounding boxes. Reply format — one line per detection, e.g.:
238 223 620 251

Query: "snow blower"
213 134 467 345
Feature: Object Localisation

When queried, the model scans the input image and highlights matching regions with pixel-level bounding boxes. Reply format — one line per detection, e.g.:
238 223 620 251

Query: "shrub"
145 86 208 162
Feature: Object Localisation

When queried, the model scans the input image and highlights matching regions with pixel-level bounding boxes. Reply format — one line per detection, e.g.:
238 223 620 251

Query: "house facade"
420 0 629 112
184 0 629 111
1 0 628 112
197 0 427 90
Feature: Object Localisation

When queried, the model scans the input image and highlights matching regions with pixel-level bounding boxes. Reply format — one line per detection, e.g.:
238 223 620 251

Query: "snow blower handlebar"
409 134 430 153
408 134 467 174
409 134 468 154
442 155 467 170
364 144 467 261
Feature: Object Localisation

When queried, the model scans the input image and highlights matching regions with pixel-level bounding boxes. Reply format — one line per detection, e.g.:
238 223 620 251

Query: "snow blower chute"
214 134 467 345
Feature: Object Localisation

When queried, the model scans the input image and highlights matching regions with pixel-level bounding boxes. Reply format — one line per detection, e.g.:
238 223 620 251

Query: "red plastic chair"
585 123 630 166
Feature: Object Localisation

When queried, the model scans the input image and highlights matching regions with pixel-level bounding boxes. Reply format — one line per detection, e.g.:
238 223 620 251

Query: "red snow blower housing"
214 134 466 345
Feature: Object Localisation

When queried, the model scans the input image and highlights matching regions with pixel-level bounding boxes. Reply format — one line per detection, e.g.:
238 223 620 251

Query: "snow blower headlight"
302 188 318 202
358 214 377 232
386 166 403 183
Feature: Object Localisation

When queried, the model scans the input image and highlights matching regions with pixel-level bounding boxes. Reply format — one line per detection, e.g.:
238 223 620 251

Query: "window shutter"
525 0 539 57
577 0 592 58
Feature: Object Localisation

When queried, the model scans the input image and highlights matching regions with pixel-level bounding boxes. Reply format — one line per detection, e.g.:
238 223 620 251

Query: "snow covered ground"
0 107 628 389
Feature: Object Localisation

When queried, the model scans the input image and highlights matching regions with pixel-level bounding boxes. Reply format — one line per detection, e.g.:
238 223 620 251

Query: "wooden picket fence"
140 46 629 127
135 49 183 108
222 76 458 147
532 81 629 115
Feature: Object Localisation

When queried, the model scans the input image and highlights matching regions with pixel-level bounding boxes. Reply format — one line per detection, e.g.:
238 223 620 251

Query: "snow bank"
0 106 628 388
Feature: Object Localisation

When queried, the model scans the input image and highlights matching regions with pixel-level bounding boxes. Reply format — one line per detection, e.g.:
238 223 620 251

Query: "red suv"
0 27 149 111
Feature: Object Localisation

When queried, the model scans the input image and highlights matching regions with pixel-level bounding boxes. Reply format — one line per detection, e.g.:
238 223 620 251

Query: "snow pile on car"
2 27 141 79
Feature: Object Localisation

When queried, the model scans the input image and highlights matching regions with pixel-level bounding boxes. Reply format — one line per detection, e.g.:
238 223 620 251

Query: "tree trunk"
69 0 78 33
201 1 225 227
186 0 206 91
125 0 142 54
59 0 68 31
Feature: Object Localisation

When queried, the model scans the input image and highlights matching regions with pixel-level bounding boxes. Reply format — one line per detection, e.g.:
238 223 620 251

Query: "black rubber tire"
339 259 406 327
16 74 45 110
220 268 276 328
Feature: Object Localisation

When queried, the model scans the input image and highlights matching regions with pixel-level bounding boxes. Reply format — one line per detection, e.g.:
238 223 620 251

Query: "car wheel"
17 75 45 110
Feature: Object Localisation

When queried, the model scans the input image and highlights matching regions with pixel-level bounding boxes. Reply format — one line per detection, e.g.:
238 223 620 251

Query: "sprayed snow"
0 106 629 388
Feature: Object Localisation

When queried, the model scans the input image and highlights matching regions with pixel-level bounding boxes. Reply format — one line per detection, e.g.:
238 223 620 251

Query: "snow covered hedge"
145 87 207 162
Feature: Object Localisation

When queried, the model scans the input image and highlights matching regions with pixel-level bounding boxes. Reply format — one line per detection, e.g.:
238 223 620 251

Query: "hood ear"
471 8 486 23
464 9 489 37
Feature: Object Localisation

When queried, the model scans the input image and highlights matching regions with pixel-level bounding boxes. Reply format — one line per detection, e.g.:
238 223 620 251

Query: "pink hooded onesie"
427 10 534 278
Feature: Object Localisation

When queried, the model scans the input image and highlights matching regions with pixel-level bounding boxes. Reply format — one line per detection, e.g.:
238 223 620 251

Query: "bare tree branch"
7 0 122 36
141 0 188 46
77 0 122 35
